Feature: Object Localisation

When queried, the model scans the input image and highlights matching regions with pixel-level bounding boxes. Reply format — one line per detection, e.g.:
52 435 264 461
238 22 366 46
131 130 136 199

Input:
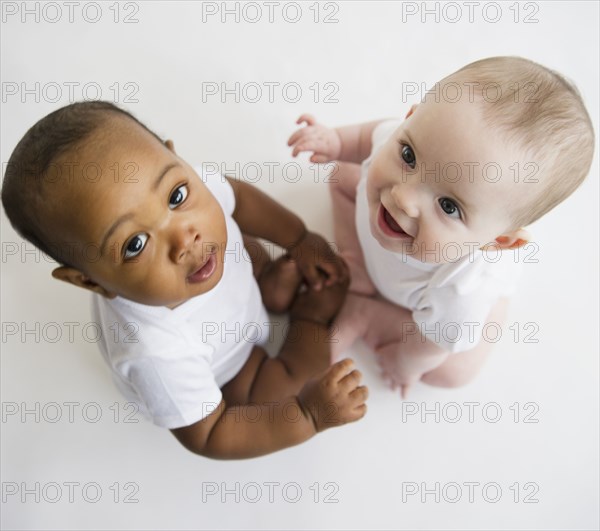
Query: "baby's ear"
405 104 418 119
51 267 116 298
486 228 531 251
164 139 176 153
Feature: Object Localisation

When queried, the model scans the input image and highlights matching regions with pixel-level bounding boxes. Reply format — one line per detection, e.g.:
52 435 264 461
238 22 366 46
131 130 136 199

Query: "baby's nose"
170 226 201 263
391 184 419 218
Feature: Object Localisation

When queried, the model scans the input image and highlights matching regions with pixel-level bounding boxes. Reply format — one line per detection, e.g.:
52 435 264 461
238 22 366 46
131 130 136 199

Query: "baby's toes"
375 354 402 389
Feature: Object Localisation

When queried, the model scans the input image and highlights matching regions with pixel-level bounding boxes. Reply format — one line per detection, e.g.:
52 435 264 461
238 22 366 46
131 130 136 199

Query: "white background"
1 1 598 529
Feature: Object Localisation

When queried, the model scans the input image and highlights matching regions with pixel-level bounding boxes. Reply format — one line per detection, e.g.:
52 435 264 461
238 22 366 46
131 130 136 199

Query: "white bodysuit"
354 120 522 353
92 170 269 429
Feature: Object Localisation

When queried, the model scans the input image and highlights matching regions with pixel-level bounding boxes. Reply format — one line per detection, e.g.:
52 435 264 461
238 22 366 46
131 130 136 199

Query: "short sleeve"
196 166 236 216
412 286 497 354
119 352 223 429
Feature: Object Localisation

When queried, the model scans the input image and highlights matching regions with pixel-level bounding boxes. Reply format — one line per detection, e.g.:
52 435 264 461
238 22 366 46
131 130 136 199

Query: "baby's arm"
170 359 365 460
287 114 384 164
228 177 347 289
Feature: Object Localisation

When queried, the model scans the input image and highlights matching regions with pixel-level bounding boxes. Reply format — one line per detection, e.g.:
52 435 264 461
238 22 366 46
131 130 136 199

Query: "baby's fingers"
287 127 310 147
400 384 411 400
344 398 368 423
291 142 314 158
291 137 328 158
323 255 350 286
302 264 324 290
350 385 369 406
317 259 338 286
339 369 363 391
296 113 317 126
351 403 367 420
328 358 355 382
311 154 331 164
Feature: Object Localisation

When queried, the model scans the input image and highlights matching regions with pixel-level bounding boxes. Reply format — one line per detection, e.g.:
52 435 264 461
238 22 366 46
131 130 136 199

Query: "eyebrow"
152 162 180 191
99 162 181 257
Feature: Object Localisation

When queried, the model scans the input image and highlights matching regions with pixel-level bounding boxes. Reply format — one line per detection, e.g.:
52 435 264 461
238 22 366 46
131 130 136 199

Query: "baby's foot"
374 346 419 398
374 349 403 392
259 256 304 313
290 273 350 327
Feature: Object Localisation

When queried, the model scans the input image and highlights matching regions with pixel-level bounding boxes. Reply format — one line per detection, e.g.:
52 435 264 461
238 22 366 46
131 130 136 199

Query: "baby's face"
50 116 227 307
366 95 526 263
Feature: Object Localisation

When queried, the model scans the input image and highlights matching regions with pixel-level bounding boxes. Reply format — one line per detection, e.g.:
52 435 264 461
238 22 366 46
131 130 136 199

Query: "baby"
288 56 595 397
2 101 369 459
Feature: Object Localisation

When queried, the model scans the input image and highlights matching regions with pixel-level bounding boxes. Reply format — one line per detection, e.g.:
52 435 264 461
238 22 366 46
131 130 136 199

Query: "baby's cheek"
364 177 380 208
367 158 386 188
413 228 450 263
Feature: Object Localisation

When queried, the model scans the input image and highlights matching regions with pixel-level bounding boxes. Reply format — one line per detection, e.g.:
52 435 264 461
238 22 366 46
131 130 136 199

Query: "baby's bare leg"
222 323 337 405
254 279 349 401
180 344 365 459
330 292 405 362
222 281 348 405
421 298 510 388
249 320 335 402
368 298 510 391
243 235 303 313
329 162 376 295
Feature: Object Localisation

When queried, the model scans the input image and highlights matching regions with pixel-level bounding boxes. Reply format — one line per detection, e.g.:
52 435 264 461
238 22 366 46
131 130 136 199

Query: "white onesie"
91 169 269 429
355 120 522 353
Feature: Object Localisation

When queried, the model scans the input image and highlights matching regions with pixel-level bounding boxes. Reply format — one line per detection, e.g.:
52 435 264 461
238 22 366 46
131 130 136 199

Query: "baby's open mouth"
378 204 412 239
187 252 217 283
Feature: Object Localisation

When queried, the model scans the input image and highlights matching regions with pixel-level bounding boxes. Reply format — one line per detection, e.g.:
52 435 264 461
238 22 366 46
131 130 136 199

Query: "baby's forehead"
82 114 159 157
411 97 522 167
418 94 486 135
45 117 164 216
50 118 165 188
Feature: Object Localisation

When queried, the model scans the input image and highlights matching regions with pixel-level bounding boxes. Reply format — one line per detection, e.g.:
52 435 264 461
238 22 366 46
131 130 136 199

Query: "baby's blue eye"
439 197 461 219
169 184 188 209
400 144 416 169
124 233 148 259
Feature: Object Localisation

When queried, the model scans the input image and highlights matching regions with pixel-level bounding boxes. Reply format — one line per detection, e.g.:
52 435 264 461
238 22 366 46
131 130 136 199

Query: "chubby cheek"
367 153 390 192
202 202 228 255
413 225 484 263
366 169 386 220
411 219 454 261
120 267 185 306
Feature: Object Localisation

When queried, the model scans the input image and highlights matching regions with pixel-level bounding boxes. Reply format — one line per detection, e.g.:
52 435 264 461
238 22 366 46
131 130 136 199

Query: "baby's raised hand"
287 114 342 163
298 359 368 432
287 230 349 291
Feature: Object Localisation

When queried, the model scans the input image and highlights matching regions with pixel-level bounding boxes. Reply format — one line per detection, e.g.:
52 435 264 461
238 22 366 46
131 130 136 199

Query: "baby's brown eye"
169 184 188 209
401 145 416 169
124 233 148 259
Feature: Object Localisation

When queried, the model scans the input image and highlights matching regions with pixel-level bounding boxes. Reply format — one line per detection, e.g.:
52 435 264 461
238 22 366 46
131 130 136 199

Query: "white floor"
2 2 598 529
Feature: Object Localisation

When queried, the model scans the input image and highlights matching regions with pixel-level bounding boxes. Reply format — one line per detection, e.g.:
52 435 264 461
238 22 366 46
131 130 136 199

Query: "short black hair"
1 101 163 267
